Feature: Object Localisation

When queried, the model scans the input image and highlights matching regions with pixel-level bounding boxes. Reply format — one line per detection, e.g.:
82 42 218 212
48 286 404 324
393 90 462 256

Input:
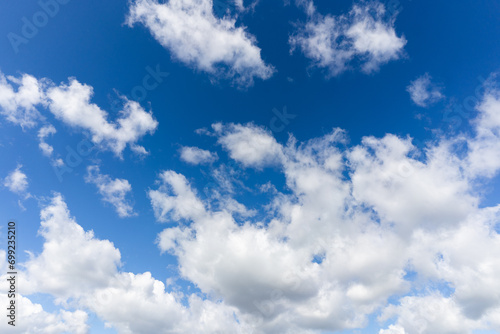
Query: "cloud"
407 73 444 107
85 166 136 218
4 164 29 194
0 72 46 128
465 82 500 177
22 194 122 298
38 124 57 156
145 79 500 333
379 324 406 334
10 194 245 333
0 294 89 334
149 170 206 223
214 122 284 168
0 249 90 333
180 146 218 165
0 70 159 157
127 0 274 86
290 0 406 76
379 294 482 334
47 80 158 157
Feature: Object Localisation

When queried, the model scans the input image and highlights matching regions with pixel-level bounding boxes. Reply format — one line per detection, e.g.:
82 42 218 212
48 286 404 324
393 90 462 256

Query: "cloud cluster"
290 1 406 76
407 73 444 107
4 79 500 333
145 81 500 332
85 165 136 218
127 0 275 86
1 194 244 333
0 70 158 157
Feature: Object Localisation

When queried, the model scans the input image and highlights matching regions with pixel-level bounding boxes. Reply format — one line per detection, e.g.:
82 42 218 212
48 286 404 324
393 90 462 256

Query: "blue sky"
0 0 500 333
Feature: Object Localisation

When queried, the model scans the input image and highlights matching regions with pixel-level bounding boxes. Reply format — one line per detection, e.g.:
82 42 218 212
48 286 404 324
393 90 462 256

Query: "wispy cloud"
38 124 57 157
407 73 444 107
179 146 218 165
290 0 406 76
85 166 136 218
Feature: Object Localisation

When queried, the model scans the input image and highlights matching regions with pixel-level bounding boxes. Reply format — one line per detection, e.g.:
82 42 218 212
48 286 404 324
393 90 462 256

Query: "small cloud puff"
4 164 29 194
85 166 136 218
407 73 444 107
180 146 218 165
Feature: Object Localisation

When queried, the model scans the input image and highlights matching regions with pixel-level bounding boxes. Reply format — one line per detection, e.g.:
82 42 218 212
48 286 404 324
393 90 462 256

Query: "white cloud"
0 70 159 157
407 73 444 107
214 122 284 168
4 164 29 194
0 71 46 128
0 294 89 334
22 194 122 299
379 294 481 334
38 124 57 156
379 324 406 334
149 170 206 223
47 81 158 157
131 144 149 156
290 1 406 76
85 166 136 218
180 146 218 165
465 84 500 177
127 0 275 86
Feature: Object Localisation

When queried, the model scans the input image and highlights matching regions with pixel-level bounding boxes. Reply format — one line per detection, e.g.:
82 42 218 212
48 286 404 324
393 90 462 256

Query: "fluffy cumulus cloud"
22 194 122 299
213 122 284 168
126 0 274 86
144 80 500 333
180 146 218 165
3 164 29 194
290 0 406 76
0 293 89 334
1 193 244 333
0 71 46 128
407 73 444 107
85 165 136 218
0 70 158 157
